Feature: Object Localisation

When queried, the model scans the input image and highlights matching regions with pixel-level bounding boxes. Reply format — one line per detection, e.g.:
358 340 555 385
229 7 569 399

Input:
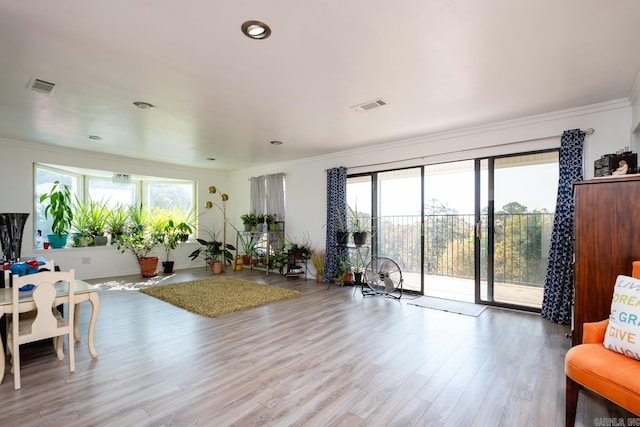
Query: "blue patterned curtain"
325 167 347 282
541 129 585 324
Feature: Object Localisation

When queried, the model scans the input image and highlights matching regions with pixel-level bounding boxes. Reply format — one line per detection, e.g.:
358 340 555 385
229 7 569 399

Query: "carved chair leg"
566 376 580 427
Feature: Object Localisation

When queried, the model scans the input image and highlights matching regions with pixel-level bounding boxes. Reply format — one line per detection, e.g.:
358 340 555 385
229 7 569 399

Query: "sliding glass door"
347 149 558 310
479 151 558 308
423 161 476 302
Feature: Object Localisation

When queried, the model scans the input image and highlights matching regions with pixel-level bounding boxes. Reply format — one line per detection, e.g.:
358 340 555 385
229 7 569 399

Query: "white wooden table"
0 280 100 384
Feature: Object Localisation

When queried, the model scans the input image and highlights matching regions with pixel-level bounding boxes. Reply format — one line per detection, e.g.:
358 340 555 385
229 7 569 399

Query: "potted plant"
335 207 350 246
39 180 74 248
173 208 196 242
270 243 288 274
336 253 353 284
237 232 260 265
348 204 369 246
117 204 159 277
188 230 236 274
106 203 129 244
156 217 193 274
70 195 91 247
310 249 326 283
116 226 158 277
286 233 312 259
86 199 109 245
240 213 254 231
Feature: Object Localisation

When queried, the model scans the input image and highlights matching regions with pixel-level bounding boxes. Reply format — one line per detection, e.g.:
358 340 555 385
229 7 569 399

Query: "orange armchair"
565 319 640 426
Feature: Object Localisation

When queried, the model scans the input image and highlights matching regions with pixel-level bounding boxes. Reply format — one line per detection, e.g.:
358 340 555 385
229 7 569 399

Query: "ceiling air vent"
351 98 388 112
27 77 56 95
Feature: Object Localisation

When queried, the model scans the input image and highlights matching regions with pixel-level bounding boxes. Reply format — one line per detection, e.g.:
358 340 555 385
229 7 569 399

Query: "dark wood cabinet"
572 175 640 346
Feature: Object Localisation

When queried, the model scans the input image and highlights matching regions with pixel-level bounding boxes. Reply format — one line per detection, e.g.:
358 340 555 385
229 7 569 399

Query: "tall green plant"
39 180 73 237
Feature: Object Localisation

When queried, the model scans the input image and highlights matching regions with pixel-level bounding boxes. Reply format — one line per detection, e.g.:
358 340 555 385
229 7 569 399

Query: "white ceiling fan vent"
351 98 388 112
27 77 56 95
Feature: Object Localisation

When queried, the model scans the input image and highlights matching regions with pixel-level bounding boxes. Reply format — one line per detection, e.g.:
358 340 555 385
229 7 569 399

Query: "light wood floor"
0 267 633 426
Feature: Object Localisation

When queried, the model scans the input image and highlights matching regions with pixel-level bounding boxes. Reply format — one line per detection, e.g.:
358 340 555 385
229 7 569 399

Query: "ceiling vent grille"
27 77 56 95
351 98 387 112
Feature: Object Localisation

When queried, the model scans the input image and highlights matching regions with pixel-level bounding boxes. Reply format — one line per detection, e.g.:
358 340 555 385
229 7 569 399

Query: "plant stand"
285 251 309 280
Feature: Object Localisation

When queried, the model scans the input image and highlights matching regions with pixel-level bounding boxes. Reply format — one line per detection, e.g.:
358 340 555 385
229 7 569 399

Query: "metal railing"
373 212 554 287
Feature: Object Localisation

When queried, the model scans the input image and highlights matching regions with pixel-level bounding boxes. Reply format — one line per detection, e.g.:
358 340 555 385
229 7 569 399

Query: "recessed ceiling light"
88 135 103 141
133 101 155 109
241 20 271 40
270 140 283 145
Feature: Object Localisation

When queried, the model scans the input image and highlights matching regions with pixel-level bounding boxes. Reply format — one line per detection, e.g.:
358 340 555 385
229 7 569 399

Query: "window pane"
35 167 79 239
148 183 194 212
87 178 137 208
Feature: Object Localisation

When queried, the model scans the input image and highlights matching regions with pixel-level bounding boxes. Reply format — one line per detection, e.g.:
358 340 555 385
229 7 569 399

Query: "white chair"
7 269 75 390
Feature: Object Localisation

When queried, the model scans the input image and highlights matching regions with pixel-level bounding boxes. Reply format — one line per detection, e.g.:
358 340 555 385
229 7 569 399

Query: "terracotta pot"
316 273 324 283
211 260 223 274
138 256 159 277
242 255 251 265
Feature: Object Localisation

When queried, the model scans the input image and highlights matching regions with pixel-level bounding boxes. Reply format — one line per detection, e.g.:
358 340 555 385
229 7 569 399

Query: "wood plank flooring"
0 267 633 426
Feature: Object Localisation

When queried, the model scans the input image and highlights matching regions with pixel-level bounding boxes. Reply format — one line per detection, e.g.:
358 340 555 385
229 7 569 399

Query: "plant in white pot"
39 180 74 248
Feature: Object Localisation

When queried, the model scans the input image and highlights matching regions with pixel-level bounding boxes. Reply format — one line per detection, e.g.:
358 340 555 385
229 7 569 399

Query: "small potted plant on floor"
188 230 236 274
157 218 193 274
336 253 353 284
310 249 326 283
238 232 259 265
39 180 74 248
117 204 159 277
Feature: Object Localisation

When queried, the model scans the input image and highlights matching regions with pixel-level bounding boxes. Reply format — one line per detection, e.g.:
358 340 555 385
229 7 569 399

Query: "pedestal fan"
362 256 403 299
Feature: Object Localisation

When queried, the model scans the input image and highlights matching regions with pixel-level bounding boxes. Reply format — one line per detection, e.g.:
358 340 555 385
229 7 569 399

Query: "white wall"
0 98 634 279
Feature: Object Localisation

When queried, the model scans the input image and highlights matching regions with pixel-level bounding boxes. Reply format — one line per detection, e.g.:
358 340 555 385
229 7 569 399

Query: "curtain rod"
338 128 595 172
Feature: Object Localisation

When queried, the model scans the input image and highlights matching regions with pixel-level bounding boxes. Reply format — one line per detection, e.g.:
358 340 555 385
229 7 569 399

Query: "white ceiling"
1 1 640 170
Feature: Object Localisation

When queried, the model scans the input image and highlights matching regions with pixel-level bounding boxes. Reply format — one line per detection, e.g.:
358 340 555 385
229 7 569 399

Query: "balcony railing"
370 212 554 288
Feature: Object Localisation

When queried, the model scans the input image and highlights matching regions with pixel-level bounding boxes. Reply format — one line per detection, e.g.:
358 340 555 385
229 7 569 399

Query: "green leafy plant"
269 242 288 274
106 203 130 243
39 180 74 237
311 249 326 275
188 229 236 265
70 195 91 237
86 199 109 237
348 204 368 233
238 232 260 257
116 226 156 259
286 233 312 258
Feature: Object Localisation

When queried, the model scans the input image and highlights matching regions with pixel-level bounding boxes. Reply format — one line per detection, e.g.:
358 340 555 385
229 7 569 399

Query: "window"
34 164 195 247
249 173 286 220
87 177 137 208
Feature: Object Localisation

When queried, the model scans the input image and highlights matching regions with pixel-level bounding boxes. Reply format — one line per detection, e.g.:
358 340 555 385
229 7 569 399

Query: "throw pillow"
604 275 640 360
